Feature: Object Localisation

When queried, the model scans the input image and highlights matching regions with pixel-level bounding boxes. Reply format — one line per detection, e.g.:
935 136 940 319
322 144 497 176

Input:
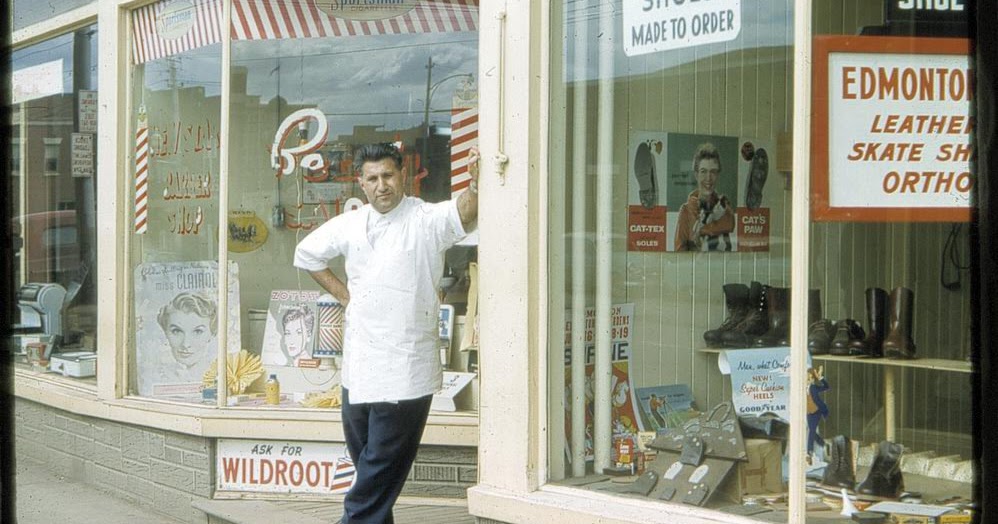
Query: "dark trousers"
341 388 432 524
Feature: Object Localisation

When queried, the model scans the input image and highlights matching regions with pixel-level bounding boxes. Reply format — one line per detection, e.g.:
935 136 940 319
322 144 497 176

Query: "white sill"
467 484 770 524
14 370 478 446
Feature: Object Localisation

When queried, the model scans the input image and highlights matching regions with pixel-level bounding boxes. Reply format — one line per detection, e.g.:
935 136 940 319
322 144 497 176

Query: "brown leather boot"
808 320 834 355
853 287 888 358
883 287 917 360
703 284 750 348
753 287 789 347
722 282 768 348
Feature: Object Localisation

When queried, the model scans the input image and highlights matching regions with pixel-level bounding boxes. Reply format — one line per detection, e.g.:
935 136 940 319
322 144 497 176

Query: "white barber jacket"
293 196 466 403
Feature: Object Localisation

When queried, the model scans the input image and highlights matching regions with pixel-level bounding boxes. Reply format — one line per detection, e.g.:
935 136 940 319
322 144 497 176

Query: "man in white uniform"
294 143 479 524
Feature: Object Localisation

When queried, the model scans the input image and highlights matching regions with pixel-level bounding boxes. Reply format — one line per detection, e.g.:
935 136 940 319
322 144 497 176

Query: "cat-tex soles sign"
811 36 972 222
623 0 741 57
217 440 355 494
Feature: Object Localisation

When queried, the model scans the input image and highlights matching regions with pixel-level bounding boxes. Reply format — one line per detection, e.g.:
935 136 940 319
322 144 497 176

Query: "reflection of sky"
138 31 477 139
11 24 99 93
233 31 477 138
562 0 792 83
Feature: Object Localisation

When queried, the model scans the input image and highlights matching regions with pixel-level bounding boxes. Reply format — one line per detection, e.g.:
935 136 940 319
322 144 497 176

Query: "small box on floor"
737 438 784 495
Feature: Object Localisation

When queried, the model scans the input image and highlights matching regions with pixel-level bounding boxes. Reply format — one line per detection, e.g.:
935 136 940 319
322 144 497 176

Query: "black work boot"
722 282 768 348
822 435 856 489
883 287 917 360
753 287 789 347
745 147 769 210
854 287 888 358
633 141 658 209
830 319 865 356
857 441 904 498
703 283 750 348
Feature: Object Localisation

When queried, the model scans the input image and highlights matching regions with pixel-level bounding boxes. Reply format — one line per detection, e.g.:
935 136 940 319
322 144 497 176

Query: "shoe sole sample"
634 141 658 209
745 147 769 210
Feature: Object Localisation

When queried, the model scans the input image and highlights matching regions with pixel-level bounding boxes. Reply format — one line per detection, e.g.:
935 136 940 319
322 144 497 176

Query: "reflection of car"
13 210 80 286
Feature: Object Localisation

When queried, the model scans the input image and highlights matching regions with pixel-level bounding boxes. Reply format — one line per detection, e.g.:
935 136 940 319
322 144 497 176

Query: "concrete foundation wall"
15 399 478 523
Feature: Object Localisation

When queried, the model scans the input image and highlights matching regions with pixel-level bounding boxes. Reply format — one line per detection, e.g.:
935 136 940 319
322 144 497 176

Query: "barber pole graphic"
135 114 150 234
450 106 478 198
330 456 355 494
315 300 344 357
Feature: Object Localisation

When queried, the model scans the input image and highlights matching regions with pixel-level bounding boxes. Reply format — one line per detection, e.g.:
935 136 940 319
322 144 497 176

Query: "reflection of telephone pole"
422 56 434 165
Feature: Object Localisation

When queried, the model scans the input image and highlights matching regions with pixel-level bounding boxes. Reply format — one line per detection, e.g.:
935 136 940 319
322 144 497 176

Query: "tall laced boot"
753 287 790 347
703 284 750 348
722 282 768 348
883 287 917 360
822 435 856 489
857 441 904 498
830 319 865 356
852 287 888 358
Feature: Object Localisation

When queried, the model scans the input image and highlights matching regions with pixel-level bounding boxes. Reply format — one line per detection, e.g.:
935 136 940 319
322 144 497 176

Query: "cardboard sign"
217 439 354 494
811 36 972 222
623 0 741 56
78 90 98 133
718 348 808 420
71 133 94 178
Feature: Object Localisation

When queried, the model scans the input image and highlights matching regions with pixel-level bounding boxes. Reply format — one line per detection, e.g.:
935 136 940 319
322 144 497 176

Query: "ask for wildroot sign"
811 36 972 222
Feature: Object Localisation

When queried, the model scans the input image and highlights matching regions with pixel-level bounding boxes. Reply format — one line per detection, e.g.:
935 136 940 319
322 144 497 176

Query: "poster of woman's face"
134 261 241 399
158 292 217 368
261 290 320 368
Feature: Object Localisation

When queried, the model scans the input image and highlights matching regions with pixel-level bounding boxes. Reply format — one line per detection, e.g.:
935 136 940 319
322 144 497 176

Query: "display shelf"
698 347 974 442
697 348 973 373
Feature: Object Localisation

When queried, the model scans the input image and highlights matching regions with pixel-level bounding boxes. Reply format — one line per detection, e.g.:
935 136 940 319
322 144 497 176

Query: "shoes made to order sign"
623 0 741 56
811 36 972 222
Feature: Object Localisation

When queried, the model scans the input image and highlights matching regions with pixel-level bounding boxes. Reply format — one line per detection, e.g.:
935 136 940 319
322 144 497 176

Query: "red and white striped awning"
132 0 478 65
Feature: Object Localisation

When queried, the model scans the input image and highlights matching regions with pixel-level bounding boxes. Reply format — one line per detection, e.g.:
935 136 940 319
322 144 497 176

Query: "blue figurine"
806 366 829 454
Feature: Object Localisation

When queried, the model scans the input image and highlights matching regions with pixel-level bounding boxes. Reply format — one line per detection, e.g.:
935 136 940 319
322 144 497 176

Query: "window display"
127 0 480 408
546 0 974 522
10 24 99 384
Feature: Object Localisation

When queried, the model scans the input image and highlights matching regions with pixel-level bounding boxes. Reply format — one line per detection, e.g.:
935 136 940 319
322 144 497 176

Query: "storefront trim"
468 484 764 524
14 372 479 444
11 3 97 48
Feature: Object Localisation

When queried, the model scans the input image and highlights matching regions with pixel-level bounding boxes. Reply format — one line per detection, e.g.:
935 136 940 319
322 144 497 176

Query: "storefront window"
126 0 479 407
226 0 479 410
547 0 797 520
10 23 99 384
806 0 974 518
128 4 223 403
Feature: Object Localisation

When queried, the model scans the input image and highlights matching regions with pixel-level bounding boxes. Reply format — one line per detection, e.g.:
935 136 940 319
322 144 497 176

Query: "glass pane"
226 0 479 409
128 6 224 403
547 1 795 520
806 1 974 520
11 24 99 385
12 0 95 32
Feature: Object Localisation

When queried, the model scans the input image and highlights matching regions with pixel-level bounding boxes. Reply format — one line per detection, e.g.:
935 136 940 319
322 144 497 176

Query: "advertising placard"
717 348 811 420
217 439 354 494
71 133 94 178
811 36 972 222
78 90 98 133
623 0 741 57
564 304 641 462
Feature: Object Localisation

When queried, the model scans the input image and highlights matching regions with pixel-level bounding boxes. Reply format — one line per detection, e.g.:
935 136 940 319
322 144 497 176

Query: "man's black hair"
353 143 403 174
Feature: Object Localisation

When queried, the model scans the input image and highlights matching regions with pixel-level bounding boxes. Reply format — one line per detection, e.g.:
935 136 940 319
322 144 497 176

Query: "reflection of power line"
233 38 477 62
